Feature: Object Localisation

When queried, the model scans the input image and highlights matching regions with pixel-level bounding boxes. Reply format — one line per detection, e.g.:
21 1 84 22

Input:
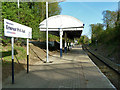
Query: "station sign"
4 19 32 39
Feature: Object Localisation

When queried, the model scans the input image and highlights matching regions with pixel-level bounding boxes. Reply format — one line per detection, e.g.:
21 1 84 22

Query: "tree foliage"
90 10 120 45
77 35 91 45
90 23 104 43
102 10 117 29
2 2 61 45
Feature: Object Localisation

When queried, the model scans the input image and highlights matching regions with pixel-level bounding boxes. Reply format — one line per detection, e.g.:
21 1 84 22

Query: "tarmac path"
2 47 115 89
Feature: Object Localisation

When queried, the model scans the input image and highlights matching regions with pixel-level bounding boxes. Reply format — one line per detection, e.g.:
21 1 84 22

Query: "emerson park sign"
4 19 32 39
4 18 32 84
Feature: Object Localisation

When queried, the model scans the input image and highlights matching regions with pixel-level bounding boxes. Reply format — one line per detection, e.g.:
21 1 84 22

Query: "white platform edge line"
83 49 116 89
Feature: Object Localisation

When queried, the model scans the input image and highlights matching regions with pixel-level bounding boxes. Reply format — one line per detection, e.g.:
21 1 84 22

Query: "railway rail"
82 45 120 89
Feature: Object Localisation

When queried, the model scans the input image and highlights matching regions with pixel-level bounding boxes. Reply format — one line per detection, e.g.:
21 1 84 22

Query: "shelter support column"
68 42 70 51
60 29 63 57
64 32 67 53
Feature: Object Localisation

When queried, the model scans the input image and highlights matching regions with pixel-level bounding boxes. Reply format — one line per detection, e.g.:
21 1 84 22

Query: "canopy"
39 15 84 31
39 15 84 39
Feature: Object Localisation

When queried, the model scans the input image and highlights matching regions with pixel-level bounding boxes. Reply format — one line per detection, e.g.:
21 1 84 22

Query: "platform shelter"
39 15 84 57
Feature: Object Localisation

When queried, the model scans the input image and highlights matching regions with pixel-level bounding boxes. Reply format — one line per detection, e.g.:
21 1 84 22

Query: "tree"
102 10 117 29
2 2 61 44
77 35 91 45
90 23 104 43
49 2 61 16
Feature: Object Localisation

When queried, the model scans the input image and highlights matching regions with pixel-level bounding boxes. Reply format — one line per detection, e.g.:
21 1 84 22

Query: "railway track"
82 45 120 89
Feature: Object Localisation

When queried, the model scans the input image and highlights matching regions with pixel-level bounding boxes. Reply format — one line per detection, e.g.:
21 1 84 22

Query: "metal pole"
60 29 63 57
68 42 70 51
64 32 67 53
11 37 14 84
18 0 19 18
18 0 19 8
27 39 29 73
46 2 49 62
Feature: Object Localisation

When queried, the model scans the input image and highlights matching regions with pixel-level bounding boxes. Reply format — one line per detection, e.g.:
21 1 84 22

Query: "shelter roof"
39 15 84 31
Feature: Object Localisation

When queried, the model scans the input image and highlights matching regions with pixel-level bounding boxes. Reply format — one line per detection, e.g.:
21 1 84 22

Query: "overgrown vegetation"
1 44 26 63
90 10 120 45
78 9 120 64
77 35 91 45
89 10 120 64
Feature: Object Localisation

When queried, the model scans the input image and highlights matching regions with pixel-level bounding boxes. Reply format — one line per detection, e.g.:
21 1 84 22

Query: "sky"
59 2 118 39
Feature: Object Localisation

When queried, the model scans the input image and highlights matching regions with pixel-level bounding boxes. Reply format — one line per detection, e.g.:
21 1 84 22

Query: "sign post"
4 18 32 84
11 37 14 84
27 39 29 73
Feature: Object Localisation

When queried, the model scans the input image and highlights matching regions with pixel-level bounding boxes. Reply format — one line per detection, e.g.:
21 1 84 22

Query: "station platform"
2 47 116 89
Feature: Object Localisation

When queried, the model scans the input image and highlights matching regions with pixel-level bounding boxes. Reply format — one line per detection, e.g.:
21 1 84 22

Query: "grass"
1 44 27 63
2 44 27 81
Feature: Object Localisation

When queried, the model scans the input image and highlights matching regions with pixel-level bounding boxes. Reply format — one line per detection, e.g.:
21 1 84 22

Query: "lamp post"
46 2 49 62
45 1 64 62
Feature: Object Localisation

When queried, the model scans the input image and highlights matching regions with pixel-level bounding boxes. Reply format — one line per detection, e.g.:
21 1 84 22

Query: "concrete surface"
2 47 116 89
